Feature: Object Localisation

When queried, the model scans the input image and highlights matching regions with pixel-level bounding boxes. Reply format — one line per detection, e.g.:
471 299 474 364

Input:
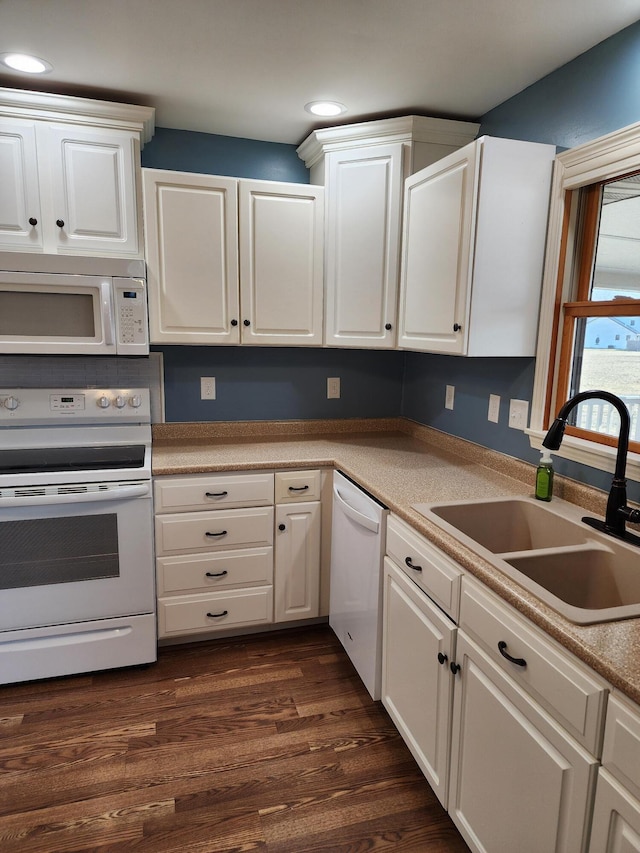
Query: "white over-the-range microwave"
0 252 149 356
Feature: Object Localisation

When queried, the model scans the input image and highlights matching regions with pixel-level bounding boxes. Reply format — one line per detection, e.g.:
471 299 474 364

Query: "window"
529 122 640 479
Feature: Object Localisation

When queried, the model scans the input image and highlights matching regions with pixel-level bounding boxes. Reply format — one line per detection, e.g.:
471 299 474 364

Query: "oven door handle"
0 483 150 507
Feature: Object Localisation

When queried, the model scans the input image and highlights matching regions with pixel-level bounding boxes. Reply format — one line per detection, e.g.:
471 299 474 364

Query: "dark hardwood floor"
0 624 470 853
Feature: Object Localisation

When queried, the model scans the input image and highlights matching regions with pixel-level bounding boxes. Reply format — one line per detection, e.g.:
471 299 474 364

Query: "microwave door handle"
101 281 116 346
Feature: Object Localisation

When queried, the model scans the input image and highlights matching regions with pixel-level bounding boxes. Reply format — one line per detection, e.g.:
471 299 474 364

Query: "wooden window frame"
528 122 640 481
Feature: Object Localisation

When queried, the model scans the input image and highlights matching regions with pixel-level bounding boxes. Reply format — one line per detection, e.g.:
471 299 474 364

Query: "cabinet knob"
385 323 392 331
453 323 461 332
56 219 65 228
243 319 251 326
450 661 461 675
278 523 286 531
28 217 38 227
437 652 448 666
230 319 238 327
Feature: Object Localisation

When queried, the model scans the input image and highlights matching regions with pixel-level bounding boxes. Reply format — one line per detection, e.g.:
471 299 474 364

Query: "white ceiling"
1 0 640 145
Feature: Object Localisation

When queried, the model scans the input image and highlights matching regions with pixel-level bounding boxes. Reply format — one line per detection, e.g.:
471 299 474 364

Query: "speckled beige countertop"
153 417 640 705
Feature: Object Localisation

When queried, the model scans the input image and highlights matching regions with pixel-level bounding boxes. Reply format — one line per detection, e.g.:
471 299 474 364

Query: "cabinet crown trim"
297 114 479 168
0 87 156 144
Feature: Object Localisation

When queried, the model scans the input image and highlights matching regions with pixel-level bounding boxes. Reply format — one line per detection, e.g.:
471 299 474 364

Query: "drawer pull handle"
288 485 309 491
437 652 448 665
205 570 228 578
205 491 228 498
450 661 461 675
405 556 422 572
207 610 228 618
498 641 527 668
205 530 228 538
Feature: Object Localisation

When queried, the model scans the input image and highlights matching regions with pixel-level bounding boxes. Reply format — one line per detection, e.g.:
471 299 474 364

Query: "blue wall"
479 20 640 148
142 127 309 183
158 346 404 422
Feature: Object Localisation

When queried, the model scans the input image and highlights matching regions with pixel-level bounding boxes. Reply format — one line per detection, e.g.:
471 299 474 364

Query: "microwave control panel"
114 279 148 349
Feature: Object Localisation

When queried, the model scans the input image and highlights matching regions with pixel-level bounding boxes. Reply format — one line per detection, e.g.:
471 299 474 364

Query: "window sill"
528 428 640 483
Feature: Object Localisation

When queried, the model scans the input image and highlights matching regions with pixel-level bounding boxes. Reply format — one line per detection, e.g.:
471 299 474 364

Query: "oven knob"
4 395 19 411
114 395 127 409
129 395 142 408
97 395 111 409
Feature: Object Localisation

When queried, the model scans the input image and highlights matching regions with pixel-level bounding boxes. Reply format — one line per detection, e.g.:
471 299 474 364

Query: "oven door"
0 481 154 631
0 272 116 355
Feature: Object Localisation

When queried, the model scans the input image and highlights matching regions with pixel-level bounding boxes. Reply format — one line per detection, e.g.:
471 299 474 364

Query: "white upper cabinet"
0 89 154 257
324 143 404 348
143 170 240 344
0 118 42 251
144 170 324 346
239 180 324 345
297 116 479 349
398 135 555 356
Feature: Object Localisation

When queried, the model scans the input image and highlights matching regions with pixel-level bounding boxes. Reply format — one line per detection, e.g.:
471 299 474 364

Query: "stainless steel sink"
413 496 640 624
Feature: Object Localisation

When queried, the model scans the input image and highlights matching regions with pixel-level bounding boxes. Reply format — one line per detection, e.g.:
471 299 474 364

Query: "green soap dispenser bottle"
535 449 554 501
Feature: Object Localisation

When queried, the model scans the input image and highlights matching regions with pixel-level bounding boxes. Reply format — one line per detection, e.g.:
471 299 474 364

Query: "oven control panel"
0 388 151 425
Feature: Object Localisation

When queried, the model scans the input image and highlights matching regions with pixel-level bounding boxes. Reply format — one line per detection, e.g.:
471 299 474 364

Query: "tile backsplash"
0 353 164 422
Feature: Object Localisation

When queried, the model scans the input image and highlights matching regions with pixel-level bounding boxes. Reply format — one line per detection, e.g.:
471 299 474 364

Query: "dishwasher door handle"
333 486 380 534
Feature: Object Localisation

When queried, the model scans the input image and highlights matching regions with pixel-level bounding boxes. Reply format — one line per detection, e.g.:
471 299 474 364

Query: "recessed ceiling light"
0 53 53 74
304 101 347 118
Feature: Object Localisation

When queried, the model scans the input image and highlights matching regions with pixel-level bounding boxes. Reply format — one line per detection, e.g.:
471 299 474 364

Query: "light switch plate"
327 377 341 399
509 398 529 430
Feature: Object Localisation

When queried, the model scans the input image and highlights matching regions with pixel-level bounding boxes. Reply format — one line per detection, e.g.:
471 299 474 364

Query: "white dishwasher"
330 470 388 700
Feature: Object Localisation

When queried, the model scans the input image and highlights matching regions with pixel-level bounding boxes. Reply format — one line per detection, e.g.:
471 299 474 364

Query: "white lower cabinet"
274 500 321 622
382 514 608 853
382 557 455 806
154 469 321 639
589 693 640 852
449 628 598 853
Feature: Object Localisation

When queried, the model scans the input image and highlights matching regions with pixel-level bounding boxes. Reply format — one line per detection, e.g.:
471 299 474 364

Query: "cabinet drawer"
157 547 273 595
155 507 274 555
386 515 463 620
154 472 274 512
274 469 321 503
460 576 607 755
158 587 273 637
602 693 640 802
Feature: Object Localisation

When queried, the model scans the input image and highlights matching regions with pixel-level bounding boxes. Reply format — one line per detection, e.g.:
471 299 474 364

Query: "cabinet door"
449 631 597 853
589 769 640 853
239 180 323 345
44 124 140 255
143 169 240 344
324 144 404 348
274 501 320 622
382 558 455 807
398 142 477 354
0 119 43 250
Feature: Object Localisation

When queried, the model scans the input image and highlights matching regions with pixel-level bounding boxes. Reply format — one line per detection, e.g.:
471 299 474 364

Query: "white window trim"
527 120 640 483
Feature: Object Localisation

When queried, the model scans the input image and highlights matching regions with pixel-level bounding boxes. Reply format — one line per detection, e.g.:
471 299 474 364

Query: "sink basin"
413 496 640 624
427 498 588 553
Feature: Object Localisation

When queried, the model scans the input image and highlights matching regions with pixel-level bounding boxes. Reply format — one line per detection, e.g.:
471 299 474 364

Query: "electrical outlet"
445 385 455 410
509 398 529 430
327 377 341 399
488 394 500 423
200 377 216 400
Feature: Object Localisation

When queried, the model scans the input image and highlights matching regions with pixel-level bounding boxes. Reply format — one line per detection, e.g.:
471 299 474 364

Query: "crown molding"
297 114 479 168
0 87 155 144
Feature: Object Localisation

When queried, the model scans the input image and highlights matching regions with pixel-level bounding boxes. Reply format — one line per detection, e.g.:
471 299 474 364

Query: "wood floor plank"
0 624 468 852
